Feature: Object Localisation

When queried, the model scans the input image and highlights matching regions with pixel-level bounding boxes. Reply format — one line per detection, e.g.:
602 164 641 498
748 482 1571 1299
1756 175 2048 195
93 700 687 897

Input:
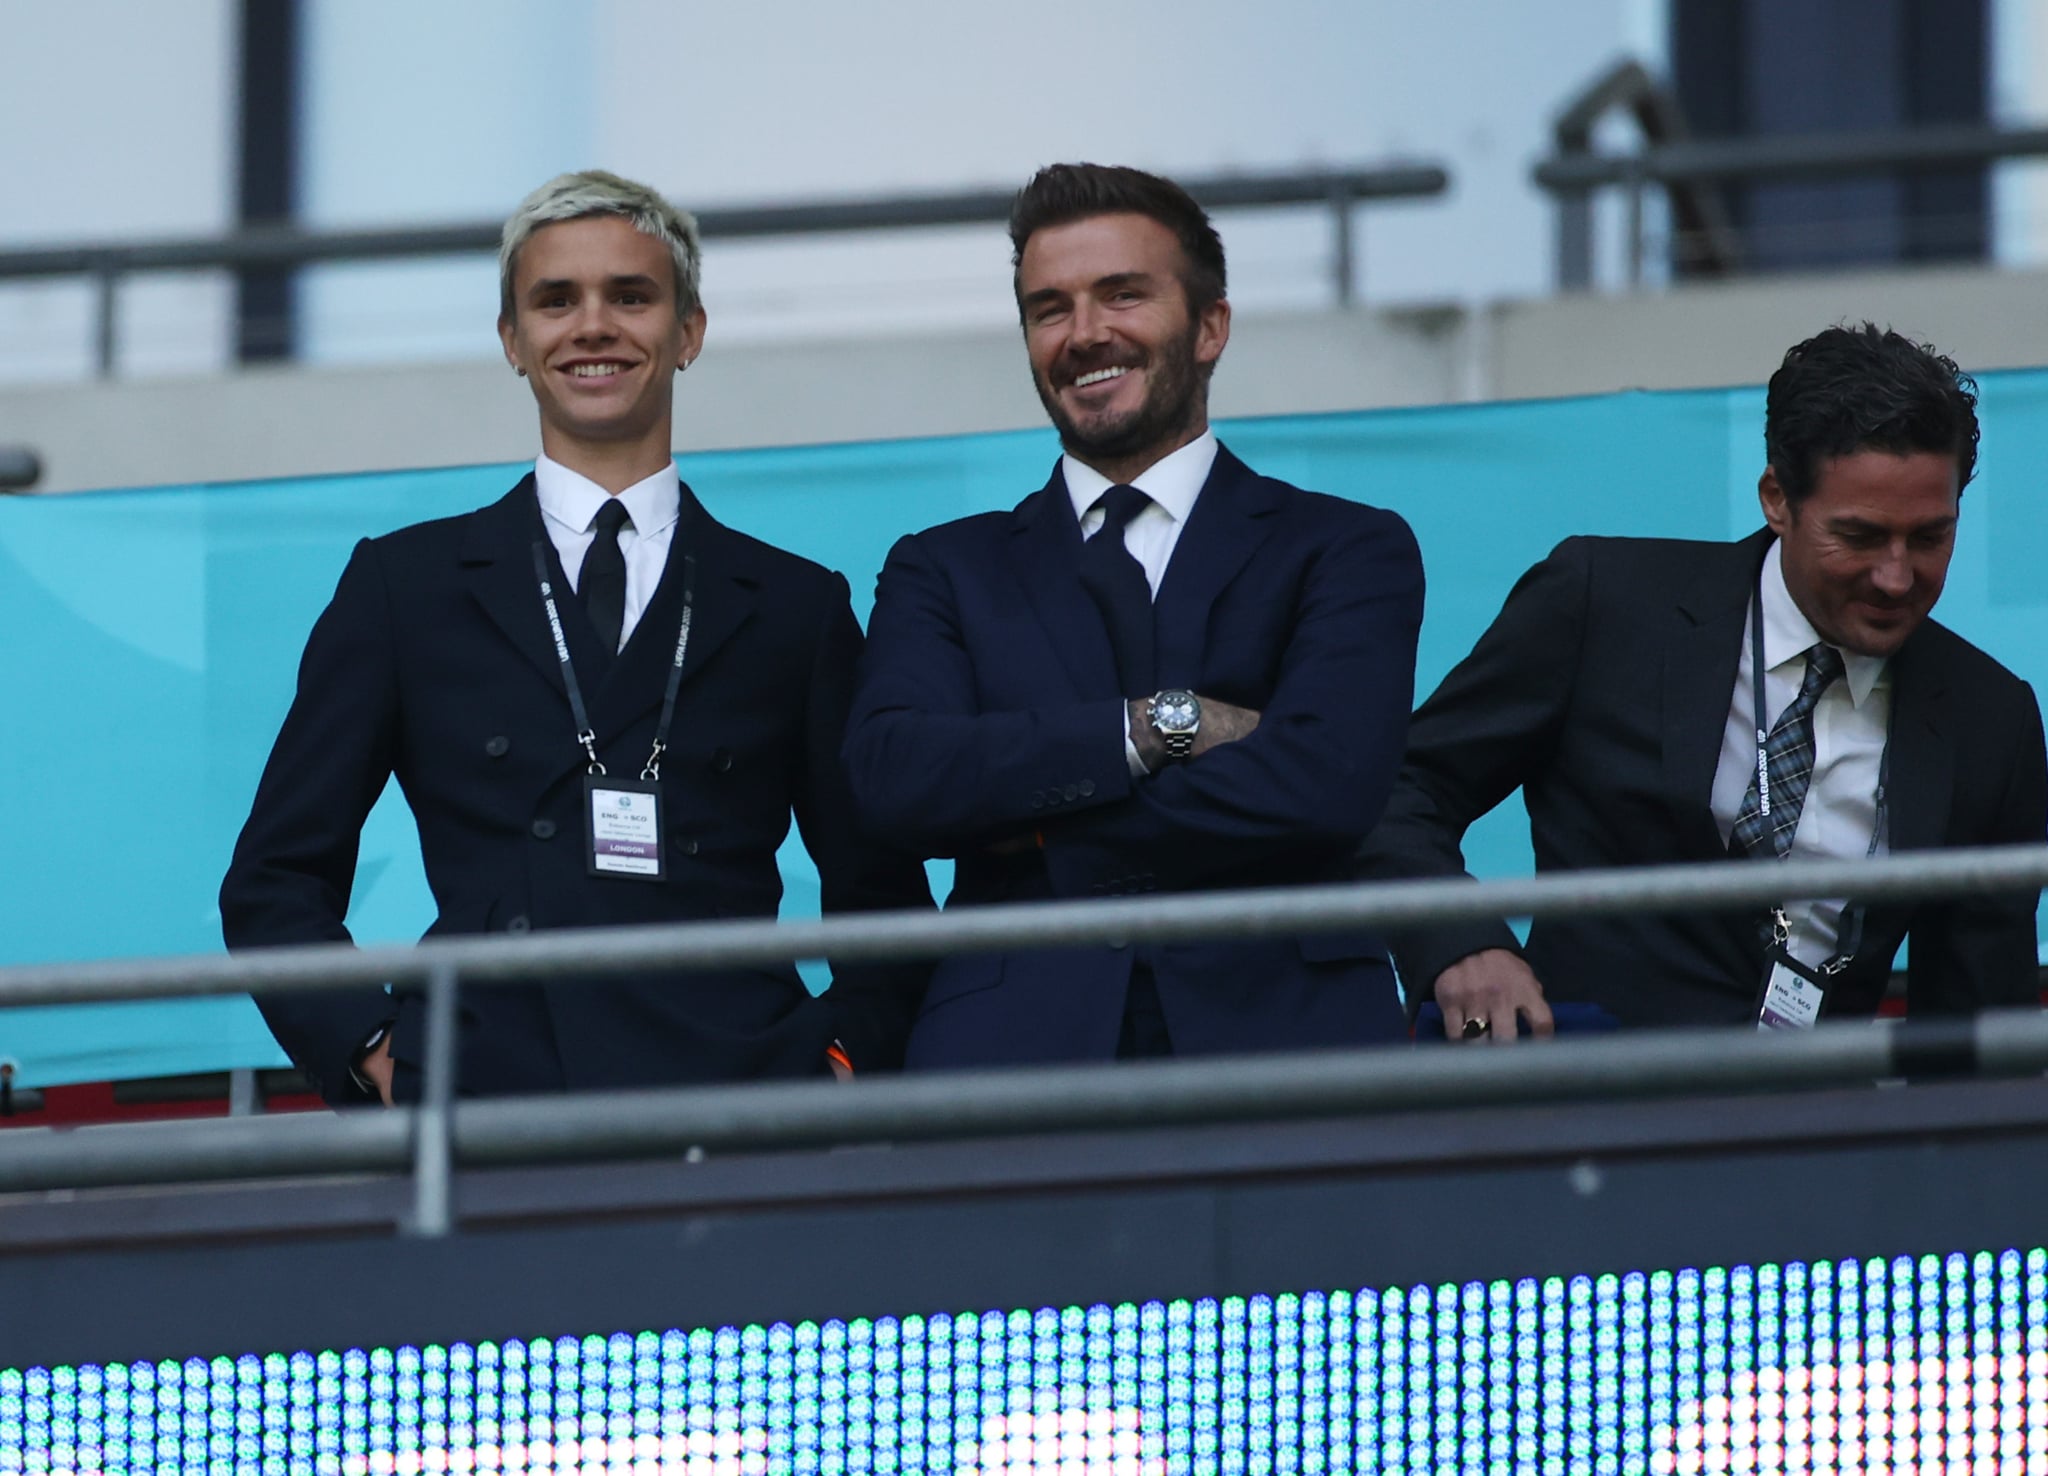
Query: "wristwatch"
1147 689 1202 760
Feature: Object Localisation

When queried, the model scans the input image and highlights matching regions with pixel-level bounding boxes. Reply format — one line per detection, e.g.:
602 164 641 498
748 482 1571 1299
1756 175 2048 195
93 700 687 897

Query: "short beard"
1035 317 1206 467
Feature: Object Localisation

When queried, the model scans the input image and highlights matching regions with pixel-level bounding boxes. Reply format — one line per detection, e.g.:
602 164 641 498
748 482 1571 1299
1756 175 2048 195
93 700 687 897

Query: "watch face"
1153 691 1199 732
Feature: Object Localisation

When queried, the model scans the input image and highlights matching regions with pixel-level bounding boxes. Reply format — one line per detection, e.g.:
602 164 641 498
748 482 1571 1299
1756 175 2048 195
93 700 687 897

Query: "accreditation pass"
585 775 665 880
1756 958 1826 1031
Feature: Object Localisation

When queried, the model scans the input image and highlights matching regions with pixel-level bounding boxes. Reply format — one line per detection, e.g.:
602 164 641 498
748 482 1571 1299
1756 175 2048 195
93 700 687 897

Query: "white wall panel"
296 0 596 363
0 0 235 381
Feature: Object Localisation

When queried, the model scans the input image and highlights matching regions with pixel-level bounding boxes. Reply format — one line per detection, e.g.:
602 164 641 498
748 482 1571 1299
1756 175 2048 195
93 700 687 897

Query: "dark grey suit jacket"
1355 530 2047 1026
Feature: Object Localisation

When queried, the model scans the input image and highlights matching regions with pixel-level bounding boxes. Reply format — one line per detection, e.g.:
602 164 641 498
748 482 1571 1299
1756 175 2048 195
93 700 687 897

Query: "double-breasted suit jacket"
1357 530 2047 1025
844 445 1425 1068
221 476 932 1103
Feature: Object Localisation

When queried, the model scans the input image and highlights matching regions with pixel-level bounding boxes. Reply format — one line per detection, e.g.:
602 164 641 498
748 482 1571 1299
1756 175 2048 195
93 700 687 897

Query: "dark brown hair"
1766 323 1980 507
1008 163 1227 314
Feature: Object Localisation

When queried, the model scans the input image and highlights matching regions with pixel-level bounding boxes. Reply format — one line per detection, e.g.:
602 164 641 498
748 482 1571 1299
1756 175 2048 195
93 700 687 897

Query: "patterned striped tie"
1728 643 1846 861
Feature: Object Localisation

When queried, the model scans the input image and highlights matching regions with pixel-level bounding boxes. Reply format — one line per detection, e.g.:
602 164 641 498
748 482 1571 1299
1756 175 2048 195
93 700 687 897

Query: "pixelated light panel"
4 1248 2047 1474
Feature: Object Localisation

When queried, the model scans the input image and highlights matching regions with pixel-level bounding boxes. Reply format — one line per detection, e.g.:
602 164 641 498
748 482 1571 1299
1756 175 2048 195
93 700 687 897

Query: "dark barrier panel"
3 1077 2047 1471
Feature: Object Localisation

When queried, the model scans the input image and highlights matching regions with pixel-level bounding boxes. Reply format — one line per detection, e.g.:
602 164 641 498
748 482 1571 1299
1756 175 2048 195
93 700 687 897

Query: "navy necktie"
1078 484 1156 697
1729 643 1846 861
580 498 631 657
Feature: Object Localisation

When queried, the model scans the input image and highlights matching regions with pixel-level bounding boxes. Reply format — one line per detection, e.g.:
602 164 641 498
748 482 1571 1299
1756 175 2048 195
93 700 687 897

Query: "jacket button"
1078 779 1095 797
484 736 511 758
711 748 734 773
505 915 532 935
1062 783 1079 802
531 819 556 840
678 838 700 856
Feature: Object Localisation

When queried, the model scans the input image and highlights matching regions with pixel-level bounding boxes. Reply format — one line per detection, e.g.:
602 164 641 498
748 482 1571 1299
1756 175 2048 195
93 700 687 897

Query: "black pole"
1902 0 1989 262
1669 0 1749 279
235 0 300 362
1672 0 1986 271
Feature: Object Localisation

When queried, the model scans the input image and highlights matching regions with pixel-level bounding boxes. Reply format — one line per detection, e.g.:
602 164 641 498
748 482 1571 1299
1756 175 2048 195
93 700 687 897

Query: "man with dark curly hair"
1358 323 2046 1039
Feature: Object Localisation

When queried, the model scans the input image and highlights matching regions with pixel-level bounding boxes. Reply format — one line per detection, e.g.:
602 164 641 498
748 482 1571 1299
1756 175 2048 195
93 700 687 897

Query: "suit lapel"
1882 626 1952 855
1009 466 1123 699
1660 529 1774 856
458 475 576 701
1152 445 1282 689
588 483 757 744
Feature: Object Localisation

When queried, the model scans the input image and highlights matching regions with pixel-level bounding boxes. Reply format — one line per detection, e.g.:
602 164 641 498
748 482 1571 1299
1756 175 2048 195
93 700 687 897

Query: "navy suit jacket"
220 476 932 1103
844 444 1423 1068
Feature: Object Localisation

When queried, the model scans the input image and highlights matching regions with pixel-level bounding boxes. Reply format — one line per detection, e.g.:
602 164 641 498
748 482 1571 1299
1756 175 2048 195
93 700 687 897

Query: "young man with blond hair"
223 170 930 1104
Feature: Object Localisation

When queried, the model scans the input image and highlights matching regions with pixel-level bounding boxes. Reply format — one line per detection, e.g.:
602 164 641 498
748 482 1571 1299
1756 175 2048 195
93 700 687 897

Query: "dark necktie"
1078 484 1156 697
580 498 631 656
1728 643 1846 861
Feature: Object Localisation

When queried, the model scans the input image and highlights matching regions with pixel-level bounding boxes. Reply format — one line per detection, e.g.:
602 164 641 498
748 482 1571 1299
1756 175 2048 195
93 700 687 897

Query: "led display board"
6 1245 2043 1474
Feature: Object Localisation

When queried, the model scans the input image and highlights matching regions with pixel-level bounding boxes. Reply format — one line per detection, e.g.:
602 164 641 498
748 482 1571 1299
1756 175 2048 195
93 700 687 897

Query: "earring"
516 366 527 377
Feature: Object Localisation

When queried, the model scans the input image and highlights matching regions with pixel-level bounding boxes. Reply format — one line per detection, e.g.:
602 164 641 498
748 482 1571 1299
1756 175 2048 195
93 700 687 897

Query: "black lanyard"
1747 578 1890 971
531 540 697 781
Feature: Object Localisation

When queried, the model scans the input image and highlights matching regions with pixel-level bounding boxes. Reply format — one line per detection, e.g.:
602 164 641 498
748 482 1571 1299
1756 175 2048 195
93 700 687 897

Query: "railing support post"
1625 164 1647 290
1558 186 1595 290
406 960 459 1237
91 260 118 379
1329 186 1358 306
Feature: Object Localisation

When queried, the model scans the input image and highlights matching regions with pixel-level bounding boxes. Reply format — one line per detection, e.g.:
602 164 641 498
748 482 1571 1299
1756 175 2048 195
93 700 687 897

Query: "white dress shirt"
1064 432 1221 775
534 454 682 652
1710 539 1892 970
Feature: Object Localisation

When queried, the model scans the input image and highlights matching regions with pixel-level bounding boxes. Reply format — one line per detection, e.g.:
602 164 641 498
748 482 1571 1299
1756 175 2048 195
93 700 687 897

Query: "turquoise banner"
2 377 2043 1085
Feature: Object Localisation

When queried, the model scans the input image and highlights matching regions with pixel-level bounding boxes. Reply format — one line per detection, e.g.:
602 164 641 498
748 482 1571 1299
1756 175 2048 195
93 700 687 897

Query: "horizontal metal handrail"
1535 122 2048 191
2 843 2042 1009
1535 113 2048 288
0 166 1446 280
2 1007 2043 1196
0 164 1447 378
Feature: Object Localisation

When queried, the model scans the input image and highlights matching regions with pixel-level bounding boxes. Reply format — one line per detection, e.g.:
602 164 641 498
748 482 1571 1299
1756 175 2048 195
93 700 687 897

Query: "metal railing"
1543 59 1741 290
2 843 2044 1235
1534 61 2044 289
0 164 1449 378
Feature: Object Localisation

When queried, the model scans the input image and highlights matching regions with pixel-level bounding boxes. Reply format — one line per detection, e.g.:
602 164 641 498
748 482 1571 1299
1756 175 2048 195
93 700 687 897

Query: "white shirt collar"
1063 431 1220 527
534 453 681 538
1759 537 1888 707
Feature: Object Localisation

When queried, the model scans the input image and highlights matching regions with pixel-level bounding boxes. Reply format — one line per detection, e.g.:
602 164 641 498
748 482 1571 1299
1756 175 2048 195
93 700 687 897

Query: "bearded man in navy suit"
222 171 931 1104
844 163 1423 1068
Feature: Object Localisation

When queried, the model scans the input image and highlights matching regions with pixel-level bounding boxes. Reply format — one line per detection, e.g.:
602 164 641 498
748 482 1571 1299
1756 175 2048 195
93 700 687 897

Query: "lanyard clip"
1769 906 1792 948
578 730 605 775
641 739 667 783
